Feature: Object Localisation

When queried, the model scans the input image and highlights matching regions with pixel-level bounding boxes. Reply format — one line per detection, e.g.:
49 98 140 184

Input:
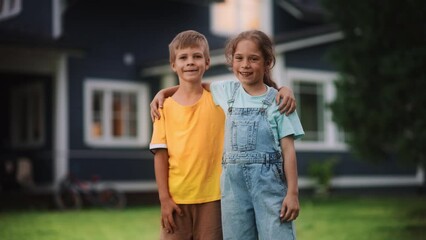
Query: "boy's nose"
186 57 195 64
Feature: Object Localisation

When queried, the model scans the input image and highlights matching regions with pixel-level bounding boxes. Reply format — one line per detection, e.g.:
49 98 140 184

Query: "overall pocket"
231 120 258 151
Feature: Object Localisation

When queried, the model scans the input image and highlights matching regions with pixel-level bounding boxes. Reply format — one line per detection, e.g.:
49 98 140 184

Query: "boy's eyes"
177 55 203 60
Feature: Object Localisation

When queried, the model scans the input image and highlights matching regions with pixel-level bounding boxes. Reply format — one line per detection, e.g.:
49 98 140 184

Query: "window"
0 0 22 21
294 81 324 141
84 79 150 147
288 68 347 151
210 0 271 36
10 83 45 148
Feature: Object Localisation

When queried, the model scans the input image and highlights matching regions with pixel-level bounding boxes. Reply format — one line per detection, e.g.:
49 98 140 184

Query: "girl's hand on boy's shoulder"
280 194 300 222
276 86 296 116
150 93 165 122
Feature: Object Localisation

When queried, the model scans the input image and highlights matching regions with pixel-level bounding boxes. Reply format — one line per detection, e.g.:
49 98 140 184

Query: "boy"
150 30 225 240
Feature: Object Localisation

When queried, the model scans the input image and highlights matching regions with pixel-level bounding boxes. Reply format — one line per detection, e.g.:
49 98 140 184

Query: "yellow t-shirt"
150 89 225 204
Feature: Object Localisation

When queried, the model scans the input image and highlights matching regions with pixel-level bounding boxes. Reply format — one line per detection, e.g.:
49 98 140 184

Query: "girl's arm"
150 86 179 121
279 136 300 222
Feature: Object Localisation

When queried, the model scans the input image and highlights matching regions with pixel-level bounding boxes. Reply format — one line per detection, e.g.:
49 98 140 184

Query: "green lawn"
0 195 425 240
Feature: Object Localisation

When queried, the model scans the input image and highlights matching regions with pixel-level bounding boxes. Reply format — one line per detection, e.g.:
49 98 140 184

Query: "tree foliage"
321 0 426 165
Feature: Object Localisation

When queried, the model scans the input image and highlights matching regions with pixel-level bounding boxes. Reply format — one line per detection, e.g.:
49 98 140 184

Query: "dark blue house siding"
69 151 155 181
0 0 53 40
63 1 226 65
297 151 417 177
273 2 324 35
285 42 336 71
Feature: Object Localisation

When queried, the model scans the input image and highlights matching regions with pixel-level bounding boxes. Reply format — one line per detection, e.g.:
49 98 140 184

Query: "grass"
296 195 426 240
0 195 425 240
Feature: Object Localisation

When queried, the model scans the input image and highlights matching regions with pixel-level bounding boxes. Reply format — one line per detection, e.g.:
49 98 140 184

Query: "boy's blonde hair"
169 30 210 63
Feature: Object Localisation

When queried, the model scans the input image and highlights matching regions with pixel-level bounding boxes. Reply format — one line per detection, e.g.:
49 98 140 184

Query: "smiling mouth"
239 72 252 77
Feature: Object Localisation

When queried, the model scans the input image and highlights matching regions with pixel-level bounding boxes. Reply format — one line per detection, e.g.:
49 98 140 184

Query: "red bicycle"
54 174 126 210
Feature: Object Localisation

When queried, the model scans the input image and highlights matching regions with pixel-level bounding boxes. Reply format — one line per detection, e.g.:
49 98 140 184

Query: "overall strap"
227 82 240 112
260 88 277 112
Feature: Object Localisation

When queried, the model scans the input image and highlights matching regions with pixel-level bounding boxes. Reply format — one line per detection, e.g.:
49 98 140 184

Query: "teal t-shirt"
210 80 304 146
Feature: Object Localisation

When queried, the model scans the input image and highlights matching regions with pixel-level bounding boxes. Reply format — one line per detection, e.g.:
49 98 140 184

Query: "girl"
209 30 304 240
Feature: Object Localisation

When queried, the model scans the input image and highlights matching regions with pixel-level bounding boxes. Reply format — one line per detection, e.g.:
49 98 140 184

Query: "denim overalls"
221 83 296 240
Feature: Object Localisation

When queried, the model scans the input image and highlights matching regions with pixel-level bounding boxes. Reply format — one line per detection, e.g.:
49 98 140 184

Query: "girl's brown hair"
224 30 278 89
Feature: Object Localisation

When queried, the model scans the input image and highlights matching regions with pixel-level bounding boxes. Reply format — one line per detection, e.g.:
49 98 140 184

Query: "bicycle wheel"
54 185 82 210
97 188 126 209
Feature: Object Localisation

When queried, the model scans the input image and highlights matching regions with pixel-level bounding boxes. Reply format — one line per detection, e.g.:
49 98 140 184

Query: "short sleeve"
277 111 305 140
150 108 167 152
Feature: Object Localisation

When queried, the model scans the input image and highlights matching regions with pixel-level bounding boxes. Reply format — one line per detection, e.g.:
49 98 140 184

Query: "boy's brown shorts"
160 200 222 240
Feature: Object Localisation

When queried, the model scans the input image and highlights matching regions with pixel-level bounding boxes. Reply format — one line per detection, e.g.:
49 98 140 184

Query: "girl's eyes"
233 56 260 62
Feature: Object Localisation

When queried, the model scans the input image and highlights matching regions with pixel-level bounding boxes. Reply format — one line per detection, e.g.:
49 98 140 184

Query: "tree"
321 0 426 168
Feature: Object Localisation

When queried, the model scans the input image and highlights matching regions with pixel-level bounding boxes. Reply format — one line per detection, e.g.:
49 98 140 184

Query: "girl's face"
232 39 266 88
171 46 210 84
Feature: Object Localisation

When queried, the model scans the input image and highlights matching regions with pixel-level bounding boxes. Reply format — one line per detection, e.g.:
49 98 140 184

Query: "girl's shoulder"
211 79 239 89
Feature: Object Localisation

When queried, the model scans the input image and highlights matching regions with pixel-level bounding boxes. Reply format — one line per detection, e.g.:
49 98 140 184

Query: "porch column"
53 54 69 188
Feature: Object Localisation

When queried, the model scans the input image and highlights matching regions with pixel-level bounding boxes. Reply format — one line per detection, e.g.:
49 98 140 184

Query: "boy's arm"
150 86 179 121
154 149 182 234
276 86 296 116
279 136 300 222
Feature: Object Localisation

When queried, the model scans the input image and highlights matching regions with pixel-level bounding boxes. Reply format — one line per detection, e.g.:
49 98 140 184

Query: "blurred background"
1 0 425 239
0 0 425 236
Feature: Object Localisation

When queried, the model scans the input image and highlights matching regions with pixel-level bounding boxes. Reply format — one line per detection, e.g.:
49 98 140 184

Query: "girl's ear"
265 60 272 69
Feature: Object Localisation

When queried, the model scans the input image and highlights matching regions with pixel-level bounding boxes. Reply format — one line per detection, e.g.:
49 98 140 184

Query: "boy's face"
171 46 210 84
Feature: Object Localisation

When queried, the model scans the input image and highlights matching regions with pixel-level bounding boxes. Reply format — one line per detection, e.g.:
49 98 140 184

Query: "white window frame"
84 79 150 148
0 0 22 21
10 82 45 148
287 68 347 151
209 0 272 37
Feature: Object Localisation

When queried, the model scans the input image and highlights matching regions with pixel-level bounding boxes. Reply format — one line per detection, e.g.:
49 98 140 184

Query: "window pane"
128 93 137 137
112 92 123 137
112 92 138 138
92 91 103 138
295 82 324 141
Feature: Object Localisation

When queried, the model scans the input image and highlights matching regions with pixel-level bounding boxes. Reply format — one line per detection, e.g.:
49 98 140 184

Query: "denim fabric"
221 84 296 240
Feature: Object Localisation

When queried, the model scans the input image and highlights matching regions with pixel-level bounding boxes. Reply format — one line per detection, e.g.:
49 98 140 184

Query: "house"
0 0 422 195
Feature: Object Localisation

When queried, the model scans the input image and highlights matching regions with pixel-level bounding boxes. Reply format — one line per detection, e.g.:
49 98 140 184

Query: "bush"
307 157 338 196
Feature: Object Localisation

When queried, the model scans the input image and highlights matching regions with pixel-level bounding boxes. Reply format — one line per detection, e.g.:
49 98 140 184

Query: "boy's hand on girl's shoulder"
276 86 296 116
150 94 165 122
160 197 183 234
279 194 300 222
